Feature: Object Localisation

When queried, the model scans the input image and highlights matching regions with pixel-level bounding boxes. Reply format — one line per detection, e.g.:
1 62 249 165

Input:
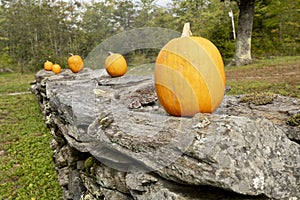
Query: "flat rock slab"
33 69 300 200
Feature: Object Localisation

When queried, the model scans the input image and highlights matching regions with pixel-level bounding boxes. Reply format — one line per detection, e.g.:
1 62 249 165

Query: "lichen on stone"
287 113 300 126
239 92 275 105
98 112 114 130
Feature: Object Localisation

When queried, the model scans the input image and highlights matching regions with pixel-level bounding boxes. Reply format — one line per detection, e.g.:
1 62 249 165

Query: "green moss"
84 156 95 169
287 114 300 126
239 92 275 105
84 156 95 174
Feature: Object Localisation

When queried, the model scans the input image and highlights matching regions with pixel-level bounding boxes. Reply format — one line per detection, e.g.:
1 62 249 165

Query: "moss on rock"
239 92 275 105
287 113 300 126
84 156 95 174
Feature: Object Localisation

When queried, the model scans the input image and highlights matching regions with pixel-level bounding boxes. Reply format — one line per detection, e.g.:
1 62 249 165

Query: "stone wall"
31 69 300 200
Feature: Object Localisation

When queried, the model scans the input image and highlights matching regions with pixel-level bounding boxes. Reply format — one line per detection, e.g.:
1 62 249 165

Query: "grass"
0 73 62 200
0 56 299 199
226 56 300 71
0 73 35 95
225 56 300 98
226 80 298 97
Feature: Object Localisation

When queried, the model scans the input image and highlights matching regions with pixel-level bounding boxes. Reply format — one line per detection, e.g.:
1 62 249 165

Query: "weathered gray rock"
58 167 69 187
31 69 300 200
216 93 300 142
69 169 86 200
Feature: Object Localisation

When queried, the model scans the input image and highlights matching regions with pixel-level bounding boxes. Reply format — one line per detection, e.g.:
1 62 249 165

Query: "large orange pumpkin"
68 54 84 73
154 23 226 116
44 60 53 71
105 52 127 77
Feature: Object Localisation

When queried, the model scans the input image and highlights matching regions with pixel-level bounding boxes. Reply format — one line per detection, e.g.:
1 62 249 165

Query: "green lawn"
0 73 62 200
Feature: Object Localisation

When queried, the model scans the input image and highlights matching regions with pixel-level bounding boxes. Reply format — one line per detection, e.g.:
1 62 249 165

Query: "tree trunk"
232 0 255 66
19 48 24 74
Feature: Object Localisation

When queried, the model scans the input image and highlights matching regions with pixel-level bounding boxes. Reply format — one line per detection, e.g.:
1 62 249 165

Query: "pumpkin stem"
181 23 193 38
108 51 114 56
69 53 74 56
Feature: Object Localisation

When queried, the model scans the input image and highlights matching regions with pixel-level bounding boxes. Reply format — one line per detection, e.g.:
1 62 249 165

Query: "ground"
227 63 300 83
225 57 300 98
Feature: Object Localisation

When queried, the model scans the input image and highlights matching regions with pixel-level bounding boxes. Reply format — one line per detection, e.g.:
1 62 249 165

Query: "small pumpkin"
68 54 84 73
154 23 226 116
52 64 62 74
105 52 127 77
44 60 53 71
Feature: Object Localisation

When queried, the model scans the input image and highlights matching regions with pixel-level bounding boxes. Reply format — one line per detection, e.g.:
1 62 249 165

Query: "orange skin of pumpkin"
154 36 226 116
52 64 62 74
105 53 127 77
44 60 53 71
68 55 84 73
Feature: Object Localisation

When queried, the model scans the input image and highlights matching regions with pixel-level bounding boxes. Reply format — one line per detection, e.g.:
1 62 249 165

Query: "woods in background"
0 0 299 72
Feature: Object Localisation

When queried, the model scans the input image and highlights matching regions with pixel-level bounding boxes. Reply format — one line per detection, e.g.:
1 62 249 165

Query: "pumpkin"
105 52 127 77
44 60 53 71
52 64 62 74
68 54 84 73
154 23 226 116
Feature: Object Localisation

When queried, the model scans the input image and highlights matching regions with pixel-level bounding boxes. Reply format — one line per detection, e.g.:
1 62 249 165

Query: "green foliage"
113 0 136 30
135 0 157 27
80 1 116 51
0 73 62 199
171 0 239 59
252 0 300 57
0 0 85 72
150 8 176 29
0 47 13 69
0 0 299 72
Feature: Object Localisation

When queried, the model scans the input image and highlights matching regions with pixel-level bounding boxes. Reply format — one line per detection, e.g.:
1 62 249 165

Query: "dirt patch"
226 64 300 84
0 91 31 97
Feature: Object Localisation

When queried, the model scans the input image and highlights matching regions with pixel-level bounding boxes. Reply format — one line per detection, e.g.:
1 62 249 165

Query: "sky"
155 0 172 7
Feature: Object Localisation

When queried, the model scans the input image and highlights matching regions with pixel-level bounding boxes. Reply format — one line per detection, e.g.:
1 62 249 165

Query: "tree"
221 0 255 66
113 0 136 30
233 0 255 65
0 0 85 72
81 1 115 51
0 0 297 72
171 0 236 60
135 0 157 27
253 0 300 56
172 0 209 34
